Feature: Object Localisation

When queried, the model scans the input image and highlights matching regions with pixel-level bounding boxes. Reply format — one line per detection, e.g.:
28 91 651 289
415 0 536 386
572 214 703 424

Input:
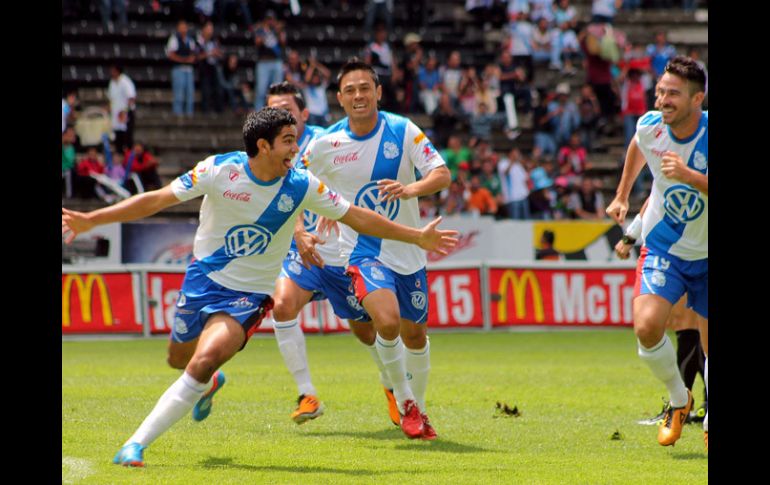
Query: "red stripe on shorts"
346 265 370 304
634 246 649 298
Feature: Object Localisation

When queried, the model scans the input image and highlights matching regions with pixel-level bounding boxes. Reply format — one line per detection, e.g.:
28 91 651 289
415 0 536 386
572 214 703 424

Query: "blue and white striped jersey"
170 151 350 294
301 111 446 274
636 110 708 261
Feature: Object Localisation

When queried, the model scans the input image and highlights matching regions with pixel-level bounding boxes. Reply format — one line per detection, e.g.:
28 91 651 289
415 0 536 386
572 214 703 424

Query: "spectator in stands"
619 67 648 149
469 102 506 143
532 89 558 160
579 24 618 132
303 57 332 127
479 63 502 113
591 0 623 24
166 19 199 117
419 194 440 219
62 127 77 198
284 49 308 90
221 53 248 112
646 31 677 82
622 0 642 10
254 10 287 111
431 93 463 149
569 176 606 219
480 157 503 209
62 88 78 133
528 158 557 219
197 21 225 114
548 82 581 147
123 142 162 193
498 147 531 219
551 177 573 219
439 50 464 109
418 55 441 115
576 84 601 152
400 33 424 113
364 24 399 112
503 11 535 84
499 51 532 115
440 135 472 180
531 17 556 69
107 64 137 153
553 0 580 75
75 146 106 199
100 0 128 27
557 132 592 185
440 179 469 216
195 0 215 23
535 230 561 260
466 174 498 216
364 0 394 35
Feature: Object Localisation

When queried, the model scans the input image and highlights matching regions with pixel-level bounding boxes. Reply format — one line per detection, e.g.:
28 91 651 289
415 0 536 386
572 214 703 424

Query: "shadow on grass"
298 429 496 454
671 453 708 461
200 456 417 475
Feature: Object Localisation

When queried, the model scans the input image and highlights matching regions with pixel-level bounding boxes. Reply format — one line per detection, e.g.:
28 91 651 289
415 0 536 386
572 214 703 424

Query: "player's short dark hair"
664 56 706 95
111 64 123 73
243 107 296 157
542 230 555 245
267 81 306 111
337 57 380 87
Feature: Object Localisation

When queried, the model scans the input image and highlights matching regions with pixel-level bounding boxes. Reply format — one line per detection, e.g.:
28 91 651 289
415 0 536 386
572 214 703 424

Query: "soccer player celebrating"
298 59 452 440
265 81 396 427
62 107 458 467
606 56 708 450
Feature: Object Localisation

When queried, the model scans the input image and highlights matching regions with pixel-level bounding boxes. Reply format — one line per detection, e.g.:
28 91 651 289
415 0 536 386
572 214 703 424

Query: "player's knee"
400 325 427 349
634 322 664 348
272 297 301 322
167 353 189 370
186 352 223 382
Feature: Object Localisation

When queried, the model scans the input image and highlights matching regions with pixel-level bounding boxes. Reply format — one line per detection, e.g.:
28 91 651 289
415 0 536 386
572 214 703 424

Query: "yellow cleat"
384 387 400 427
291 394 325 425
657 389 693 446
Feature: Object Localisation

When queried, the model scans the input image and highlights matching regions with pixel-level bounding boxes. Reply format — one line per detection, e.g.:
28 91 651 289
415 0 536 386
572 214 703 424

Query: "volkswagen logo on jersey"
224 224 272 257
410 291 426 310
277 194 295 213
663 185 705 223
355 181 400 220
303 210 319 232
383 141 400 159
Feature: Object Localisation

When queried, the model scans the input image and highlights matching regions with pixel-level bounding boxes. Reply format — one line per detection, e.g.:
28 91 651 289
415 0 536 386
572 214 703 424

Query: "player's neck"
669 110 703 140
248 156 281 181
348 113 379 137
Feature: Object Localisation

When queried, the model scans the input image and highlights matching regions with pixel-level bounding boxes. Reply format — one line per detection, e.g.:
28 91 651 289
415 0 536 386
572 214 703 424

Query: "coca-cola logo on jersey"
333 152 359 165
223 190 252 202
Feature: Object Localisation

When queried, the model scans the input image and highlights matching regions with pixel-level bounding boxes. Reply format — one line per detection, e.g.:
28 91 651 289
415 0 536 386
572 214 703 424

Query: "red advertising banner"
427 268 484 328
62 273 142 333
489 267 635 326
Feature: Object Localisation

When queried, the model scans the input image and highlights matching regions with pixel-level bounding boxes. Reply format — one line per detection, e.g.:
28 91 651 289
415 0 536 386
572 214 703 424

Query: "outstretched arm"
339 206 458 255
606 137 647 224
62 186 182 243
378 165 451 202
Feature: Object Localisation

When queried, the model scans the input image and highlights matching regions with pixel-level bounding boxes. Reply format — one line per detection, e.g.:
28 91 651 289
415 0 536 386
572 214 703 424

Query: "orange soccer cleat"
657 390 693 446
291 394 325 425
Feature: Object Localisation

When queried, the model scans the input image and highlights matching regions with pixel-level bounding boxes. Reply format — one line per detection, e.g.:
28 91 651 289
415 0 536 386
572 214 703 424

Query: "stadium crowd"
62 0 706 216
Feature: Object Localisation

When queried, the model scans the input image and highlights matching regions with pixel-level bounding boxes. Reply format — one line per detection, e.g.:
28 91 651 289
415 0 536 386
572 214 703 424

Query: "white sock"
703 355 708 432
364 342 392 389
274 318 316 397
375 334 414 408
405 337 430 412
638 335 689 408
127 372 207 447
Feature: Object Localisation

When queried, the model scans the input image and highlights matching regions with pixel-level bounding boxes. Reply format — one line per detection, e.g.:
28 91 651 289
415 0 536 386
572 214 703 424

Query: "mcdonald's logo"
62 274 114 327
497 270 545 322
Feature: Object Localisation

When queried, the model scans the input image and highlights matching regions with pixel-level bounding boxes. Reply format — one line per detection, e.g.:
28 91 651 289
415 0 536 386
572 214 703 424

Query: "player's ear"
301 107 310 122
256 138 271 155
376 84 382 101
691 90 705 107
336 91 343 107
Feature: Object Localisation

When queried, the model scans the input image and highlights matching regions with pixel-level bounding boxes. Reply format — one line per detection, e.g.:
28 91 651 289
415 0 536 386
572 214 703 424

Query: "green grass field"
62 330 707 484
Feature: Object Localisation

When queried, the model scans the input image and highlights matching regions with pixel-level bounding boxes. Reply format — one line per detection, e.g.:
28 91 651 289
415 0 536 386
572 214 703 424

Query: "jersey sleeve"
303 171 351 220
634 110 661 146
405 120 446 177
170 156 214 201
